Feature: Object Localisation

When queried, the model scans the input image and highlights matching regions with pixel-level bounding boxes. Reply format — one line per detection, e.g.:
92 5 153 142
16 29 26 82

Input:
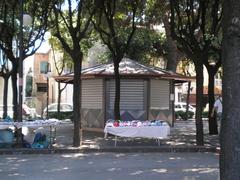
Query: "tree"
0 49 11 118
25 68 33 97
0 0 56 120
93 28 167 67
179 58 194 120
221 0 240 178
126 28 166 65
93 0 144 120
49 36 73 116
142 0 186 73
51 0 96 147
170 0 222 145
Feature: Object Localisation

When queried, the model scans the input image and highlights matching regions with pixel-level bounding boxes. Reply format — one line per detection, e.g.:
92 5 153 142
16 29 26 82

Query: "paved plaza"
0 152 219 180
52 119 219 151
0 119 220 180
0 119 220 154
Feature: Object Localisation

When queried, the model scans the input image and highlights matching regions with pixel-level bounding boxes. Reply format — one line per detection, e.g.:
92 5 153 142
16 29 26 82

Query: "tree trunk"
195 63 204 146
11 66 18 121
208 69 218 134
3 76 9 119
11 63 23 147
114 62 121 120
72 52 83 147
163 14 178 73
184 81 191 121
57 82 61 115
221 1 240 178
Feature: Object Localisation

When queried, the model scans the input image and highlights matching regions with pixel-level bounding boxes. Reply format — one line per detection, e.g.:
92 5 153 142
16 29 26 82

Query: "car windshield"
48 105 57 111
48 104 73 111
61 104 73 111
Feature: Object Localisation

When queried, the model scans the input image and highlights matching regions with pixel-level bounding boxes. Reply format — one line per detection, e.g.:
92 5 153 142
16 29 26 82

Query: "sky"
36 32 51 53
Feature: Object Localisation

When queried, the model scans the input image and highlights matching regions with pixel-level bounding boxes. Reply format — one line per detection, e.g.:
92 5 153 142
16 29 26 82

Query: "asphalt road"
0 152 219 180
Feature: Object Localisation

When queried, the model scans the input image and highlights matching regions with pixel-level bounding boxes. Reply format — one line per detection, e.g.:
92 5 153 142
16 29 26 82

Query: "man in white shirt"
211 94 222 121
211 94 222 133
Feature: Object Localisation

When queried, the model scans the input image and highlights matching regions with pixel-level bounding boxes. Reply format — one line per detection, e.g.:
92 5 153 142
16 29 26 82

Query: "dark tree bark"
204 58 222 134
0 57 11 119
93 0 142 120
195 62 204 145
184 81 191 121
113 62 121 120
221 0 240 178
72 52 82 146
57 82 61 113
3 76 10 118
50 44 69 116
52 0 96 147
11 64 19 120
163 14 178 73
170 0 222 145
56 82 67 115
207 66 218 134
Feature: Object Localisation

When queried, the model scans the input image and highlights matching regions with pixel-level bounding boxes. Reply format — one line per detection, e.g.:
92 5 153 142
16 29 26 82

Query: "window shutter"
107 79 145 110
82 79 103 109
150 79 170 109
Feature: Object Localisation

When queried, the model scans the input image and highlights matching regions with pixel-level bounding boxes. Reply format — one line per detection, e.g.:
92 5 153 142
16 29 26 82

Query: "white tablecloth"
104 125 170 139
0 124 14 130
0 119 60 130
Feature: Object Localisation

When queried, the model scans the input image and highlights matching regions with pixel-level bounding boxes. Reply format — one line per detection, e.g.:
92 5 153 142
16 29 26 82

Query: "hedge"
175 110 194 120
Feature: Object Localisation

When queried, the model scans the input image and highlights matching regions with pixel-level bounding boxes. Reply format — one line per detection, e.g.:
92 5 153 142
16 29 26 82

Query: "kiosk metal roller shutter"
107 79 145 111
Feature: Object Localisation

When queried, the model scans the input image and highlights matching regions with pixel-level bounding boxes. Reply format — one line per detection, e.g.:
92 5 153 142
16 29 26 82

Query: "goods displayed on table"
0 119 60 149
0 119 60 129
106 119 169 128
104 119 170 147
14 119 60 129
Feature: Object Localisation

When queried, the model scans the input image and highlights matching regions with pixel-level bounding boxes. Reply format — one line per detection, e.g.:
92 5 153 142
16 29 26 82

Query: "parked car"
0 104 38 120
22 104 39 120
175 102 195 119
43 103 73 120
0 105 14 119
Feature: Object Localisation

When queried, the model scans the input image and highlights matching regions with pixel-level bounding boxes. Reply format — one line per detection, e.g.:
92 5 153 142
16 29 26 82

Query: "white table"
0 119 60 148
0 119 60 129
104 125 170 147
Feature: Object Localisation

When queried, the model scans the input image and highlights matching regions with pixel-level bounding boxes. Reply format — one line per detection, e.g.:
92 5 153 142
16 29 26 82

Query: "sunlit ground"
0 152 219 180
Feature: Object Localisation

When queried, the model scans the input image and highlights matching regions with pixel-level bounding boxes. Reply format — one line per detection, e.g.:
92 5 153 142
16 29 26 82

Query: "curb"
0 146 217 155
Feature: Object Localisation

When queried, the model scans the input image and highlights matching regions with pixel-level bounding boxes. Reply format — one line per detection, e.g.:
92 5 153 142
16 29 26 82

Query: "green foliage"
48 111 73 121
204 34 222 49
0 0 57 57
50 0 96 56
93 0 145 58
175 110 194 120
94 27 166 64
127 28 166 62
202 111 209 118
97 50 112 64
92 1 171 65
144 0 167 25
48 35 73 70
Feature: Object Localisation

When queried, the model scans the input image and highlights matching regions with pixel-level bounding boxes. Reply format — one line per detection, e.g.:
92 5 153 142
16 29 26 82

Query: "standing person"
211 94 223 132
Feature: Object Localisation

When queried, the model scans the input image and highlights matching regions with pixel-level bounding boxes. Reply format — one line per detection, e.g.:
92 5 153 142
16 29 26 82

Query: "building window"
40 61 48 74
